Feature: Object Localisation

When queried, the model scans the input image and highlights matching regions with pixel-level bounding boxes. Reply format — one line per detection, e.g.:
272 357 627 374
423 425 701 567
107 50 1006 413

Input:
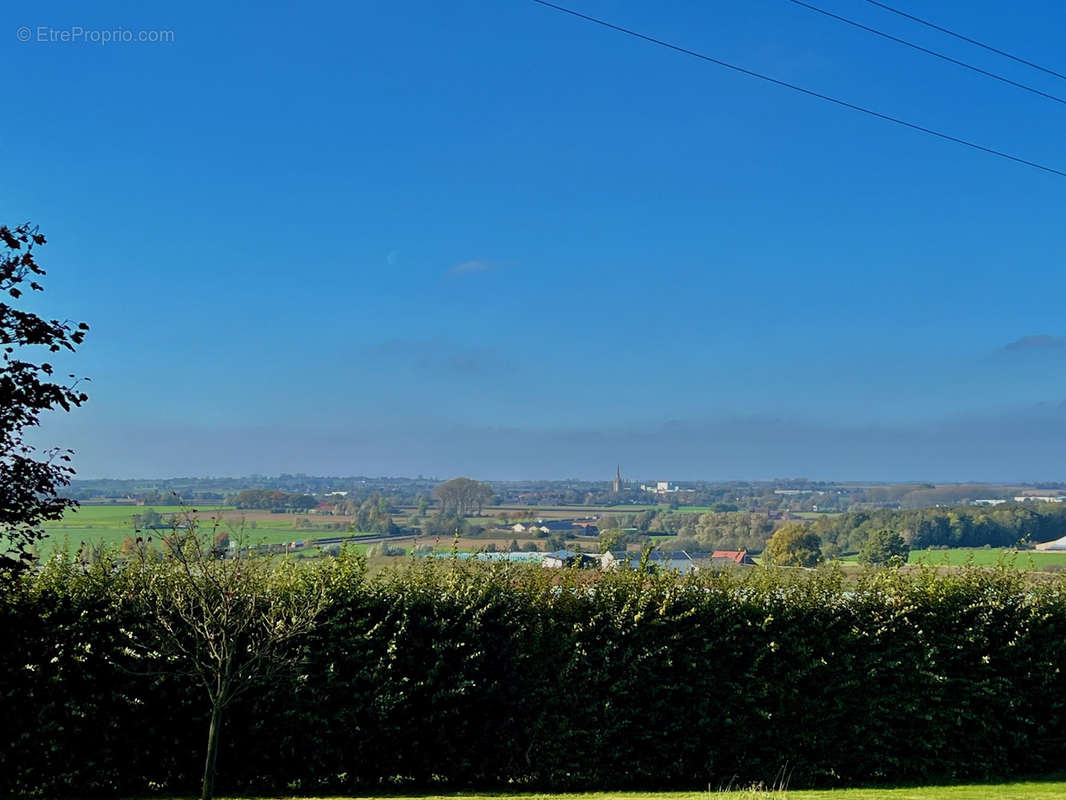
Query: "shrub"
2 558 1065 797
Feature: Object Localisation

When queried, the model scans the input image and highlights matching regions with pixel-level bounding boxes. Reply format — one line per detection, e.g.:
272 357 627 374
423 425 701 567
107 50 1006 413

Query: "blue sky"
7 0 1066 480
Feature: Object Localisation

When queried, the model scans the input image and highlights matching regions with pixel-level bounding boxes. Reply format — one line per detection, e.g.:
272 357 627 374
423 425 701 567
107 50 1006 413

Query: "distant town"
66 471 1066 513
40 471 1066 573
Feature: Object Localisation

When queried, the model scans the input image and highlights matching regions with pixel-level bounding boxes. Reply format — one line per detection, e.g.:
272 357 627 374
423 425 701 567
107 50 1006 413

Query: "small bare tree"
121 518 339 800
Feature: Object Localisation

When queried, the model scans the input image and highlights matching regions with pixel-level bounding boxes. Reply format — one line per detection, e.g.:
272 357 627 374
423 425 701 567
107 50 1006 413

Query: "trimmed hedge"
2 558 1066 797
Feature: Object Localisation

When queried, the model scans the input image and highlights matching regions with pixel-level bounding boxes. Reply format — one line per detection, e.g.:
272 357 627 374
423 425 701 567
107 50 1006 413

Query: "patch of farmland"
907 547 1066 568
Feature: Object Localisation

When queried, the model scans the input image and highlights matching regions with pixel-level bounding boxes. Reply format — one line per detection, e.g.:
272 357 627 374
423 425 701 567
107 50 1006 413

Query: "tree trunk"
201 701 223 800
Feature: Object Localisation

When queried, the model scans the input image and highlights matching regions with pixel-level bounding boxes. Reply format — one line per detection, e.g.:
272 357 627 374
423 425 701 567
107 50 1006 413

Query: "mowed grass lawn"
134 781 1066 799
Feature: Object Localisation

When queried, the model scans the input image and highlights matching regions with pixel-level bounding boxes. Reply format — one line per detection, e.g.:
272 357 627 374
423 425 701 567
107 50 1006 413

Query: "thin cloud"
362 337 511 377
449 259 496 275
1003 334 1066 352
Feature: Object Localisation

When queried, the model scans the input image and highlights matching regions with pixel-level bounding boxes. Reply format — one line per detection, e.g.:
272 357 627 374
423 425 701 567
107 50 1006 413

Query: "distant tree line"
230 490 316 511
603 509 776 553
137 490 226 505
808 502 1066 556
432 477 494 517
65 474 1066 518
329 494 397 535
67 474 444 506
757 522 905 568
629 502 1066 557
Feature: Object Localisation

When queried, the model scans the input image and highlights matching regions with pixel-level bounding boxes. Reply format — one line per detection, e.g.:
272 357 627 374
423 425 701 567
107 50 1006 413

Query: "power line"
865 0 1066 83
530 0 1066 179
791 0 1066 107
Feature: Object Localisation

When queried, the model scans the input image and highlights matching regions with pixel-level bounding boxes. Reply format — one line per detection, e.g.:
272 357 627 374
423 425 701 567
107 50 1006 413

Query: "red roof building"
710 549 756 566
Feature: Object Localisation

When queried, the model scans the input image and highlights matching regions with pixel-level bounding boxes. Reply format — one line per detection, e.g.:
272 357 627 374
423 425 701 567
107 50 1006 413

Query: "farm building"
542 550 599 568
711 549 757 567
600 549 754 573
514 519 580 534
601 550 704 574
1035 535 1066 551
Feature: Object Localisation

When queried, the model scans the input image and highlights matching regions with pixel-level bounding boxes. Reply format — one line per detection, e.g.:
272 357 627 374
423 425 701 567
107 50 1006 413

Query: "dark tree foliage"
0 224 88 576
858 528 909 566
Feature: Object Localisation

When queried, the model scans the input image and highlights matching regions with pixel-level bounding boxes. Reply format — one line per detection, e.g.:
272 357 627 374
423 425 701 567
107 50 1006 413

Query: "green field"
42 505 215 554
906 547 1066 568
832 547 1066 569
39 505 378 556
134 780 1066 799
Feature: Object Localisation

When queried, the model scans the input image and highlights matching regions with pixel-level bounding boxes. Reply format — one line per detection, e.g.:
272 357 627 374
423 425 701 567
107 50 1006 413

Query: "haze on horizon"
9 0 1066 483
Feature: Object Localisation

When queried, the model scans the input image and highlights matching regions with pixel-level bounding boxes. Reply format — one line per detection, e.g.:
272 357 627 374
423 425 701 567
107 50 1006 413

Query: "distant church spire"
612 465 622 494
